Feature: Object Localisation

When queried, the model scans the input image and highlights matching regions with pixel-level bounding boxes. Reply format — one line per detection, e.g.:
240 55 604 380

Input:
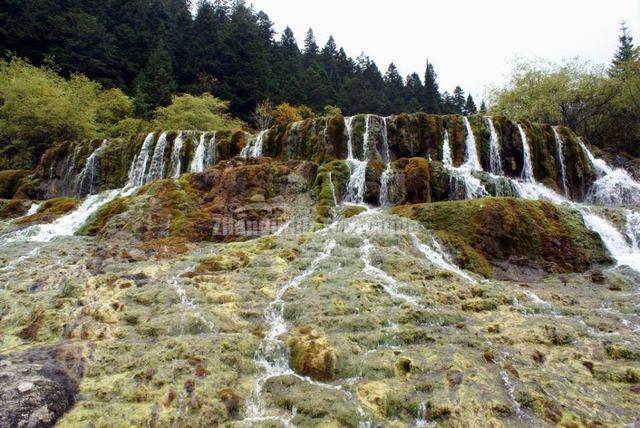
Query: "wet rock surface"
0 206 638 427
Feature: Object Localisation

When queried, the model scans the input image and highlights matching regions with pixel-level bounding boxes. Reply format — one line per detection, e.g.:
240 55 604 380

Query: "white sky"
249 0 640 102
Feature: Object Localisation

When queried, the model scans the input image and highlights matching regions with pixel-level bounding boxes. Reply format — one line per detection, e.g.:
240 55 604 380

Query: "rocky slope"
0 113 639 427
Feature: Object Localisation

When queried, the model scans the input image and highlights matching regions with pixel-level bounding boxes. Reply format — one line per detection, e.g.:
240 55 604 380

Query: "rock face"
394 198 611 277
2 113 595 203
0 345 84 428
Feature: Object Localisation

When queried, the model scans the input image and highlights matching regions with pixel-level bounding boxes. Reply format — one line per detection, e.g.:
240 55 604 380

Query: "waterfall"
251 129 267 158
410 233 476 283
75 140 107 196
441 129 487 199
552 127 570 197
245 240 336 422
1 189 121 243
145 132 168 183
205 131 217 168
190 132 207 173
462 117 482 171
379 117 393 206
578 140 640 205
60 145 81 197
518 125 535 182
25 203 41 216
442 130 453 168
582 211 640 271
127 133 155 187
344 116 367 205
626 210 640 250
344 116 355 159
170 131 185 178
415 402 429 427
484 117 503 175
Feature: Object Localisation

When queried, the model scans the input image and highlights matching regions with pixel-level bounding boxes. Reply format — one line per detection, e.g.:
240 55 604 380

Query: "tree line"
488 23 640 157
0 0 478 121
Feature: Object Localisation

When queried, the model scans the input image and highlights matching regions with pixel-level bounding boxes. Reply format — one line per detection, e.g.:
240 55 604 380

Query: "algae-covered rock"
393 197 611 275
288 326 337 381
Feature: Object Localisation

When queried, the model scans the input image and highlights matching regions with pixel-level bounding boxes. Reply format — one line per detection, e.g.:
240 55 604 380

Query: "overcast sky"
249 0 640 102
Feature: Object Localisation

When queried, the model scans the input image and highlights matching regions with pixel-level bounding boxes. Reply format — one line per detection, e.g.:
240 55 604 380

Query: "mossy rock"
195 249 250 273
343 205 367 218
15 197 78 225
393 197 611 274
78 197 129 236
287 326 337 381
0 169 31 199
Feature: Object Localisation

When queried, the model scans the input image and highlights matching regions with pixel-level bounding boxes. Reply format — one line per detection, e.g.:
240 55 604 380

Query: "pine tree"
423 61 441 113
383 63 404 114
303 28 319 57
479 100 487 113
610 21 638 76
134 41 175 118
280 26 298 52
452 86 466 114
463 94 477 115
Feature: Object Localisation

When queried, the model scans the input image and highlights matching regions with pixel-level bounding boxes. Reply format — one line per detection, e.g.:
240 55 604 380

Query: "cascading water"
379 117 393 206
410 233 476 283
578 140 640 205
484 117 503 175
552 127 570 196
582 211 640 271
206 131 217 167
170 131 185 178
128 132 155 188
1 189 121 243
625 210 640 250
441 129 487 199
245 240 336 423
240 130 267 159
518 124 535 182
75 140 107 196
145 132 168 183
344 116 368 205
190 132 207 173
361 239 419 306
462 117 482 171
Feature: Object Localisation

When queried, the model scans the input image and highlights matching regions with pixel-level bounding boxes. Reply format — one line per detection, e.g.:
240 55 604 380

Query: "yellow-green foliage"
0 169 30 198
394 198 610 274
152 93 245 131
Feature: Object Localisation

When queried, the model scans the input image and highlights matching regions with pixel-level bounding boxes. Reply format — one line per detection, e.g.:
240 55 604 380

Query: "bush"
152 93 245 131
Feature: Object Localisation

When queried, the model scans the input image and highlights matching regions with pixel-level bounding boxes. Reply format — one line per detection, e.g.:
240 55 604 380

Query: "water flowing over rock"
553 127 570 196
170 131 185 178
75 140 106 197
518 124 535 182
145 132 168 184
127 132 155 188
485 117 503 176
579 139 640 205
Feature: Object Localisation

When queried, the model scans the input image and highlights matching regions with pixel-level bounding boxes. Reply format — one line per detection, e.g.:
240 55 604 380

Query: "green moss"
393 197 611 274
343 205 367 218
15 197 78 225
78 197 129 236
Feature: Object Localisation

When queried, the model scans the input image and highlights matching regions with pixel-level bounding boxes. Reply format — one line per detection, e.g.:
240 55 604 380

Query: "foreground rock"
0 345 84 427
